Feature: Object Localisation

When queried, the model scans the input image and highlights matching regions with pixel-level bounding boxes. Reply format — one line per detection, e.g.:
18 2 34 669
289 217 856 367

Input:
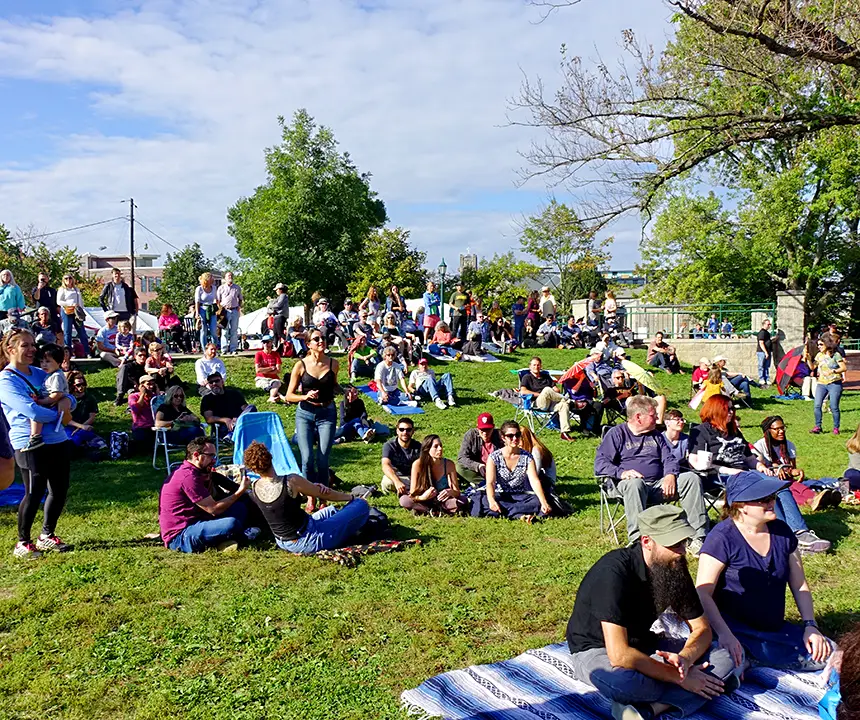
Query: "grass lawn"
0 347 858 719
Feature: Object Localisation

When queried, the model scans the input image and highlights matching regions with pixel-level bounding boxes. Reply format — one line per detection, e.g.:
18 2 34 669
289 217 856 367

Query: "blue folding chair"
513 369 557 433
232 411 301 475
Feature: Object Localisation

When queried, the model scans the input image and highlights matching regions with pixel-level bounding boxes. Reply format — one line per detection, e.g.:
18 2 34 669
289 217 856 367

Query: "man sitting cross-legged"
595 395 708 549
200 372 256 441
159 436 252 553
380 417 421 496
519 355 574 441
566 505 738 720
456 412 503 487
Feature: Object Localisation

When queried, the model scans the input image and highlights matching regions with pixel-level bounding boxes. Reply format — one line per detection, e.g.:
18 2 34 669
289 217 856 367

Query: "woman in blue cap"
695 471 834 674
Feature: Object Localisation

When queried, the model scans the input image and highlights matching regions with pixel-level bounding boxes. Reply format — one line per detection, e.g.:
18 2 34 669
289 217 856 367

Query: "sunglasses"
309 336 325 343
504 432 521 440
749 494 777 505
397 427 414 433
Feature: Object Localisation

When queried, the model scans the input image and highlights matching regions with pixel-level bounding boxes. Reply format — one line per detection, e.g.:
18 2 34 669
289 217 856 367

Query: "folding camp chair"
231 411 301 475
513 369 557 433
595 425 627 544
151 395 195 475
586 363 625 428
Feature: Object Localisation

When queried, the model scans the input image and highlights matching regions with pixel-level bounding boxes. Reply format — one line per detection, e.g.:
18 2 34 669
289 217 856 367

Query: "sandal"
519 514 535 525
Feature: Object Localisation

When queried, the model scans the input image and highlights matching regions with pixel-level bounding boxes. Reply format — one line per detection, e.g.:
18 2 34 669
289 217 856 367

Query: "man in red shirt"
254 334 283 403
159 436 251 553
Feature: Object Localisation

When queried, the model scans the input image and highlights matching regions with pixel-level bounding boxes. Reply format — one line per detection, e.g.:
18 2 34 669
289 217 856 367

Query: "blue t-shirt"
0 365 75 450
700 518 798 632
96 324 118 351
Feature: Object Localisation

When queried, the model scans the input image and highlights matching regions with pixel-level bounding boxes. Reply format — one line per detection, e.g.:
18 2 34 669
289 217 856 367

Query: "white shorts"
255 377 281 391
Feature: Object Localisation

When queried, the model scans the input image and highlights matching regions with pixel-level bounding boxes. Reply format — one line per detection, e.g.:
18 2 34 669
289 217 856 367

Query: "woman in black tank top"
284 328 342 498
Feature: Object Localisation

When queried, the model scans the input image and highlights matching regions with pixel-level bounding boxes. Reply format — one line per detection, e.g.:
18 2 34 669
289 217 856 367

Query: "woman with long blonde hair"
518 425 556 484
194 271 218 350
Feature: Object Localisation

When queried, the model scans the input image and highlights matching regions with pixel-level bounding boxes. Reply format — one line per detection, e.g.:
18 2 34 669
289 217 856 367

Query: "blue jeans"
199 308 218 349
723 617 829 671
221 308 240 353
414 373 454 401
513 317 524 344
61 312 88 349
775 487 807 533
167 501 247 553
350 358 376 378
757 351 771 384
334 417 373 442
379 389 405 405
294 403 336 485
814 382 842 430
276 499 370 554
729 374 751 396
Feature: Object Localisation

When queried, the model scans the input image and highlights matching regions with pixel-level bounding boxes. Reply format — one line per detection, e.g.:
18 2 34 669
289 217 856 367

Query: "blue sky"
0 0 672 271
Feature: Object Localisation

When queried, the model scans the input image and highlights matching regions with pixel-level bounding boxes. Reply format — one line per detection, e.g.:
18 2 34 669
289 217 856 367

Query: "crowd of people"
0 273 857 719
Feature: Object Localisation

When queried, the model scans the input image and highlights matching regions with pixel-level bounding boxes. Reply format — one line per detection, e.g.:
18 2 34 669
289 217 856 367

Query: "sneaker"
559 432 575 442
35 534 71 553
687 537 704 557
809 426 822 434
447 396 456 407
243 526 261 541
809 488 842 512
796 530 831 553
333 437 346 445
434 398 447 410
611 701 654 720
215 539 239 553
363 427 376 444
22 435 44 452
114 395 125 406
13 541 42 559
833 428 841 436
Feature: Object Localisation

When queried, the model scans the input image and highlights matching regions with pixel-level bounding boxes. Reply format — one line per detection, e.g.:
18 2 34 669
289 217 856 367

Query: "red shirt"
255 350 281 378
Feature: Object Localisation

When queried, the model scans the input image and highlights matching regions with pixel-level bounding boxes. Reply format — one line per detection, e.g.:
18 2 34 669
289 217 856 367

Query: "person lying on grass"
243 441 370 554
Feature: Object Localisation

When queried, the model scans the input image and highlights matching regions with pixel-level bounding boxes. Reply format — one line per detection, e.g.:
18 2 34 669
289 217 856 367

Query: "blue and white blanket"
401 642 826 720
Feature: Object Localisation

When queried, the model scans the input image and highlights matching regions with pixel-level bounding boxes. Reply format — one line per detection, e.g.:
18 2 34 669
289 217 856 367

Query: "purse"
75 307 86 322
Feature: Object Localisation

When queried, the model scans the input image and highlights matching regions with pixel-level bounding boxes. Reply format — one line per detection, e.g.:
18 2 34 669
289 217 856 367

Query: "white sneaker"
434 398 447 410
447 396 456 407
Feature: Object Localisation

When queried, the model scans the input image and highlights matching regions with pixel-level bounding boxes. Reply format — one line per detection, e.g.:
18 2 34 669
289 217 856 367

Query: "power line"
22 216 127 241
133 218 182 252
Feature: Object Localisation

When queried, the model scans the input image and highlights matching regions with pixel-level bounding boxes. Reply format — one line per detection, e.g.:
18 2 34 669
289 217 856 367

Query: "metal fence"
622 303 777 340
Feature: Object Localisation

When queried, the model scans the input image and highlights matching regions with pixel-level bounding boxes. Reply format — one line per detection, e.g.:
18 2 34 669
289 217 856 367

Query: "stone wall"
670 338 760 377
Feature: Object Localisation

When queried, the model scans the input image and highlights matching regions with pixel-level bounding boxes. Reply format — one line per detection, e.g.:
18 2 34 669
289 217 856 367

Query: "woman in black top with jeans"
284 328 342 503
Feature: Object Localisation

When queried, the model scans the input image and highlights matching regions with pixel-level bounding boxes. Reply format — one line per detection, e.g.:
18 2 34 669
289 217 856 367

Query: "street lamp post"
438 258 448 323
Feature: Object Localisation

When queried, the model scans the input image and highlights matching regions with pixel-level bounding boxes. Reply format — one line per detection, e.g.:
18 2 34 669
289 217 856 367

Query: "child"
845 428 860 495
25 343 72 451
116 320 135 359
700 364 726 403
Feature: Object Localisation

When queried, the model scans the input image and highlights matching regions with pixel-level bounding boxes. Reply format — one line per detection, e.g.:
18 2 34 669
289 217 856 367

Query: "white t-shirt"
195 357 227 385
374 361 405 392
111 283 127 312
752 438 797 465
44 369 69 396
408 368 435 388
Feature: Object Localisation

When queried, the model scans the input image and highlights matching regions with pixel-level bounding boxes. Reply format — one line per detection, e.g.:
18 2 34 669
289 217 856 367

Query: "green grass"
0 348 858 719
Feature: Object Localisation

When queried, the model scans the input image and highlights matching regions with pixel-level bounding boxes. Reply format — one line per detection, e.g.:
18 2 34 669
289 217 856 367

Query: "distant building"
601 269 646 288
459 253 478 274
79 253 222 312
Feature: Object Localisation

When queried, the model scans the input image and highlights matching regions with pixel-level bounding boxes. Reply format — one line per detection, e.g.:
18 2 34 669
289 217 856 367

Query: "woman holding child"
0 328 74 558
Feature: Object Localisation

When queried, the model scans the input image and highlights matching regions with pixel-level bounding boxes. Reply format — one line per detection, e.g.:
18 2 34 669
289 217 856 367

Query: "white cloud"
0 0 670 272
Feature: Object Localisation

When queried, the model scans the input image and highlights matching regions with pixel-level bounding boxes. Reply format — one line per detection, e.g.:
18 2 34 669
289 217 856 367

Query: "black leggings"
15 441 71 542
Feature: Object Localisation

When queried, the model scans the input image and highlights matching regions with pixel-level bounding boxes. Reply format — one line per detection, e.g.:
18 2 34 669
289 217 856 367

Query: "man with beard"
566 505 738 720
200 373 255 440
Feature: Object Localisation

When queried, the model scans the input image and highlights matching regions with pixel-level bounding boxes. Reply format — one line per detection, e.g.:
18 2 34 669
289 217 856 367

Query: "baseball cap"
541 285 550 292
105 310 119 319
726 472 791 504
613 347 626 357
274 283 285 290
418 358 428 366
317 297 329 305
713 355 728 363
261 333 273 341
476 412 495 429
638 505 695 547
698 356 710 365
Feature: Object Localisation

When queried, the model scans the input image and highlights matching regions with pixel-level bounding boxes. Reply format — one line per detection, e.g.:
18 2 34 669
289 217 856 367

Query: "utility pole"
129 198 135 292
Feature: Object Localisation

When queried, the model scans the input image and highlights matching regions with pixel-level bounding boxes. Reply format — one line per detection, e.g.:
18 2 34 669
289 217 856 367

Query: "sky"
0 0 672 272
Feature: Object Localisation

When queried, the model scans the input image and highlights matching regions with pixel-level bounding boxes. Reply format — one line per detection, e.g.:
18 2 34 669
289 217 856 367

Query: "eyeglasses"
669 417 686 424
770 425 786 431
504 432 521 440
199 452 217 458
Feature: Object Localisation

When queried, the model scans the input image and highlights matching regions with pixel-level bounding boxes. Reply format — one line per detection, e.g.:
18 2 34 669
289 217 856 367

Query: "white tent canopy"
82 308 159 335
238 305 306 336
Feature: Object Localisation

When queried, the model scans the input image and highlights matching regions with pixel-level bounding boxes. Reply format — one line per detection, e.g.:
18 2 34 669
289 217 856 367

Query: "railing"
622 303 776 340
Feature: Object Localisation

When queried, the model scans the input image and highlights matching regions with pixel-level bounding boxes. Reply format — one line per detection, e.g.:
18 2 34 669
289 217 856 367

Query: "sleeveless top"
250 475 309 541
300 357 336 410
488 449 533 493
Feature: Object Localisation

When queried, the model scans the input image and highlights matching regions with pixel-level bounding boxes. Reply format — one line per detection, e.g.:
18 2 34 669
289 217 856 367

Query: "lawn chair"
231 411 301 475
182 316 199 353
595 425 627 544
586 363 625 428
151 395 190 475
513 369 557 433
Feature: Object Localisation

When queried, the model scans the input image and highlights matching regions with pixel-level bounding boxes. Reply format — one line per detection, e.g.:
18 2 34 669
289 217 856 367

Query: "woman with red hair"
688 395 830 553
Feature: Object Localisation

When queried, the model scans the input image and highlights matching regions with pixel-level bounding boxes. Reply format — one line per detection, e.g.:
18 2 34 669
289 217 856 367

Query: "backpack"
109 431 129 460
350 506 391 544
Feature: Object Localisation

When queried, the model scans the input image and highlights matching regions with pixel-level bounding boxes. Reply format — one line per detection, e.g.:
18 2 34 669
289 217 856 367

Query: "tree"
346 227 428 301
516 0 860 230
560 262 607 306
459 252 541 310
0 223 85 298
228 110 387 310
519 199 612 312
156 243 213 315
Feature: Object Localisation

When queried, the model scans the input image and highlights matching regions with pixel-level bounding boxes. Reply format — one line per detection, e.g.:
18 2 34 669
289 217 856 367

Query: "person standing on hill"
99 267 139 322
756 318 773 387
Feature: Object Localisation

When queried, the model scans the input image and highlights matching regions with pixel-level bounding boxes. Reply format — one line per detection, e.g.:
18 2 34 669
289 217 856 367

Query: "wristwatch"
804 620 819 629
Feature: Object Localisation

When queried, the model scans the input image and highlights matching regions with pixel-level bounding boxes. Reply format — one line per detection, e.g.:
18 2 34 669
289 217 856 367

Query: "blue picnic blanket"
402 641 827 720
358 385 425 415
0 482 25 507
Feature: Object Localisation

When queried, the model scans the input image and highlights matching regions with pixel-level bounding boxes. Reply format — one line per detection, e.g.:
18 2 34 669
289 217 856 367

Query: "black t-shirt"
689 422 752 470
157 403 192 423
201 388 247 420
521 372 555 394
250 476 309 541
381 438 421 475
757 328 772 354
70 393 98 425
566 545 703 655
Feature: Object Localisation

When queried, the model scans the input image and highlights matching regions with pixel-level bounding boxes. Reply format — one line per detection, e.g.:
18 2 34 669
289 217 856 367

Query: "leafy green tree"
460 252 541 310
0 223 86 300
560 261 607 307
228 110 387 310
347 227 427 302
155 243 213 315
520 199 612 312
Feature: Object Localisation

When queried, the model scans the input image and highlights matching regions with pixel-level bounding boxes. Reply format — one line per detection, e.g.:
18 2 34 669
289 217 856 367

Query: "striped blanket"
401 642 826 720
